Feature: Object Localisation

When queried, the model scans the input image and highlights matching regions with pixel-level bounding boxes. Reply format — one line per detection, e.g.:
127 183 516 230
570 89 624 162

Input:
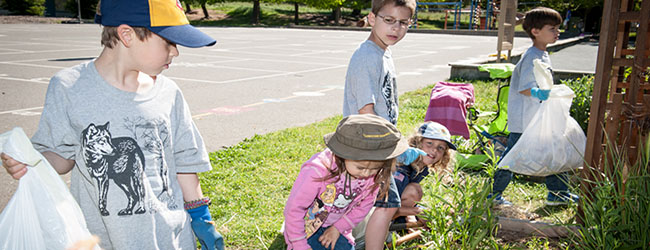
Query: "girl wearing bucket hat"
283 114 408 250
358 121 456 247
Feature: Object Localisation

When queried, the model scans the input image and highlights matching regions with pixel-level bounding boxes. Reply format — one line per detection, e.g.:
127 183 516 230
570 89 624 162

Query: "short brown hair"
522 7 562 40
371 0 416 16
101 26 153 49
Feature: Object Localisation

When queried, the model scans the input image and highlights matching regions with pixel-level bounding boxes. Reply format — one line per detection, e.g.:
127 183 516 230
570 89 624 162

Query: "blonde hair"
407 133 455 176
101 26 153 49
371 0 416 16
319 154 396 201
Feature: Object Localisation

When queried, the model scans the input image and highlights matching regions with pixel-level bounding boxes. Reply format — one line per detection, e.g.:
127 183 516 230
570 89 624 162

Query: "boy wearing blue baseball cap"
0 0 223 249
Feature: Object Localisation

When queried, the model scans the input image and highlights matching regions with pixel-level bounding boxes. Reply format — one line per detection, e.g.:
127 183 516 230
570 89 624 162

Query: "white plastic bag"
0 127 96 250
533 59 554 89
498 60 586 176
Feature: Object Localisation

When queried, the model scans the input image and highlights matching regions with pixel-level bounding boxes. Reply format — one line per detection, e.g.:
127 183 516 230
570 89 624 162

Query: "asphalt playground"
0 23 542 210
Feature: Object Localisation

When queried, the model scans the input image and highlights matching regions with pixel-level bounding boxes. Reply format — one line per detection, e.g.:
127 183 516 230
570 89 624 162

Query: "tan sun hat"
324 114 409 161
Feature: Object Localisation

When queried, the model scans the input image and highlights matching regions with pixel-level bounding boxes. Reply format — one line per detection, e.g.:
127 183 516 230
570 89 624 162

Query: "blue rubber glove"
530 87 551 101
396 147 427 165
187 205 225 250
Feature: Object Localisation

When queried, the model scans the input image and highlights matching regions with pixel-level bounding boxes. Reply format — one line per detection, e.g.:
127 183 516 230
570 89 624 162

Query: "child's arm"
178 173 203 201
284 166 323 250
521 88 550 101
331 187 380 234
358 103 376 115
1 151 74 179
178 173 225 250
42 151 75 174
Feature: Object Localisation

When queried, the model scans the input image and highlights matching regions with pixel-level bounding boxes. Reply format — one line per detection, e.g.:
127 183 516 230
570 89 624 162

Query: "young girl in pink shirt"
283 114 408 250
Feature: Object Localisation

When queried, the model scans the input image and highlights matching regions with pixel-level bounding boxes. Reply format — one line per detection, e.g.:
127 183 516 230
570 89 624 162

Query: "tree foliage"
64 0 99 19
182 0 224 19
1 0 46 15
540 0 603 12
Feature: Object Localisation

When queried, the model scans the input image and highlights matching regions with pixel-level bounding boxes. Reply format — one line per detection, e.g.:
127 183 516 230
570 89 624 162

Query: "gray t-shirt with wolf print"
31 61 211 250
343 40 399 125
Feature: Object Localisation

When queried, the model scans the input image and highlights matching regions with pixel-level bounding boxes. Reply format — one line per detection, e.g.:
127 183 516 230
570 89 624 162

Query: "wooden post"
496 0 517 62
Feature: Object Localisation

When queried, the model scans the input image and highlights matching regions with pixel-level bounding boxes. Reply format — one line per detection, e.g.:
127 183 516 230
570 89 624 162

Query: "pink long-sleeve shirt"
283 149 380 250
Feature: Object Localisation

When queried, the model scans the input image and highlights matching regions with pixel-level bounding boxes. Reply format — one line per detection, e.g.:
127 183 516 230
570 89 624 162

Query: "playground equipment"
469 0 497 30
413 1 462 29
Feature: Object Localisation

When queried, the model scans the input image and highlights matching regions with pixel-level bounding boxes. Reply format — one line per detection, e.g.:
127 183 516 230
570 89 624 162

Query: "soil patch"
0 15 80 24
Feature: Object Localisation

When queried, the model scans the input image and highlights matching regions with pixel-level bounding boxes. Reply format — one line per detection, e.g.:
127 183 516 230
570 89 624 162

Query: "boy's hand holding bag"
498 59 586 176
0 127 97 250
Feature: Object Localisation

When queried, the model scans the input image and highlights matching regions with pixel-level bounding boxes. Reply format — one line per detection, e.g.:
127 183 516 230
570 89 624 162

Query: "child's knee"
402 183 423 201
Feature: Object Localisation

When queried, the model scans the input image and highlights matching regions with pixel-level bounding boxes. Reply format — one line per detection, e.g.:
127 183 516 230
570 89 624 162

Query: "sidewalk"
549 38 598 73
449 34 598 81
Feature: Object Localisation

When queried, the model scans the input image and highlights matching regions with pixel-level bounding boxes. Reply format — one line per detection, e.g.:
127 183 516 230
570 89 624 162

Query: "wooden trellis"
584 0 650 181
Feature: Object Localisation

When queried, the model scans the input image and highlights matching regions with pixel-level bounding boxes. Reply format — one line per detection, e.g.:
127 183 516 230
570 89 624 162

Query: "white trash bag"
498 59 586 176
0 127 97 250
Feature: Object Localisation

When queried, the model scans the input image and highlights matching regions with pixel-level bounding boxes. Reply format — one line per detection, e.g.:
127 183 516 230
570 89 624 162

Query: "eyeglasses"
376 14 413 28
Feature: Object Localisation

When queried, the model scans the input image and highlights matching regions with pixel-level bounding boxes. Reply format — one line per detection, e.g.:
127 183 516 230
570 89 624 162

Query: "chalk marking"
0 75 49 84
0 107 43 115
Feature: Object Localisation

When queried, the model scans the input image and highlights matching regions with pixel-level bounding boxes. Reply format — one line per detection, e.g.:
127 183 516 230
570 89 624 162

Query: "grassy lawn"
187 1 522 31
188 2 367 27
201 79 579 249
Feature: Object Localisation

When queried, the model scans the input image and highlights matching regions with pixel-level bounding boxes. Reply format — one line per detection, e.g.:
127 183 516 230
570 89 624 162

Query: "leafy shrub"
1 0 45 15
576 139 650 249
562 75 594 133
64 0 98 19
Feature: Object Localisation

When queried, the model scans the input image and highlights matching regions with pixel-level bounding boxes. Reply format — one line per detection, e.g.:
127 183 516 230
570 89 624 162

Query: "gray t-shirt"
31 61 211 250
508 46 551 133
342 40 399 125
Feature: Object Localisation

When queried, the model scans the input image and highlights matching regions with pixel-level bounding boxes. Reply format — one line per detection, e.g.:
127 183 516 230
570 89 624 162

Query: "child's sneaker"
545 192 579 206
487 193 512 206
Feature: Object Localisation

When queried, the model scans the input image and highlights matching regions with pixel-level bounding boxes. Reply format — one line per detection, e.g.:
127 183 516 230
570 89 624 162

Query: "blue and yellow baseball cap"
95 0 216 48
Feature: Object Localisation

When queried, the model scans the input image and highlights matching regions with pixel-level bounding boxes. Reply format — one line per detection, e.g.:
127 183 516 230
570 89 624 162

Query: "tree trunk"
351 8 361 17
332 6 341 25
252 0 260 24
201 3 209 19
294 2 299 25
184 2 192 14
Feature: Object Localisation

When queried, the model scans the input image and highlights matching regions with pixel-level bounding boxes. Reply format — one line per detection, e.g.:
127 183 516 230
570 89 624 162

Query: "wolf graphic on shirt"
82 122 146 216
382 73 398 125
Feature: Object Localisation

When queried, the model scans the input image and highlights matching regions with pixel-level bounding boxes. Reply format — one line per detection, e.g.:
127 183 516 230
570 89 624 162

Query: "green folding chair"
456 63 513 170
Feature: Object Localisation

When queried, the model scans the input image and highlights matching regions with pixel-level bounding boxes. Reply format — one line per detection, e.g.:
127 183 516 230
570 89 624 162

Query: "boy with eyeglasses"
342 0 416 248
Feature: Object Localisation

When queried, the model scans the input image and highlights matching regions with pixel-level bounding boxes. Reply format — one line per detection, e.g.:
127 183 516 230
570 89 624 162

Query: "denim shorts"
373 176 401 208
307 226 354 250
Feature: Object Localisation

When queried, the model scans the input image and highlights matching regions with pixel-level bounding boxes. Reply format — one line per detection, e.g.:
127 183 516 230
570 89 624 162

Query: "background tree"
182 0 194 14
346 0 370 17
539 0 604 33
2 0 45 15
63 0 99 19
289 0 311 25
183 0 224 19
307 0 345 24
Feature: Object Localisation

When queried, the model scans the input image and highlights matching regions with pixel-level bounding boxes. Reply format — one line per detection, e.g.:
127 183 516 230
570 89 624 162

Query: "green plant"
64 0 98 19
576 138 650 249
562 75 594 133
418 148 500 249
1 0 45 15
196 79 581 248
